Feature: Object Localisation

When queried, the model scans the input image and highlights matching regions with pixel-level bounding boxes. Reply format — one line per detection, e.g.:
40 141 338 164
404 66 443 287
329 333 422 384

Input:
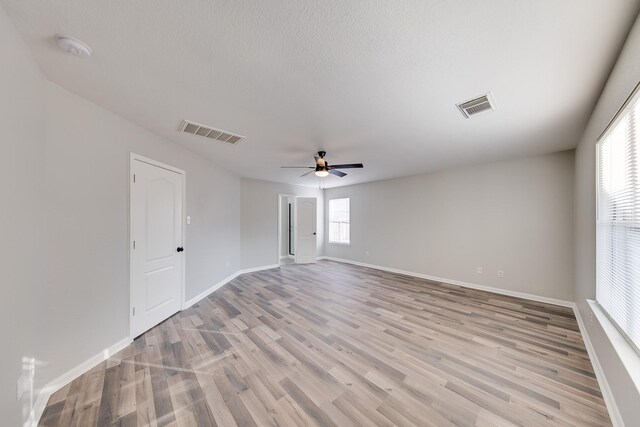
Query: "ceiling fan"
281 151 364 178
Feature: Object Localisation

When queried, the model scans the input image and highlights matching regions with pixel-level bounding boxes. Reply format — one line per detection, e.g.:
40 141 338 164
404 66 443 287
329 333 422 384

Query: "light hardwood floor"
39 260 611 426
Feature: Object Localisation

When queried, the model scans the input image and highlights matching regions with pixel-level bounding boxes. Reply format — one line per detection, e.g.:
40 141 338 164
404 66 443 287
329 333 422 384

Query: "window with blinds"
329 198 350 244
596 87 640 353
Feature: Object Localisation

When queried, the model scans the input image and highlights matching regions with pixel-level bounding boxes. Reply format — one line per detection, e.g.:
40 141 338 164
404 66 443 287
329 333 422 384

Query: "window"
596 87 640 353
329 198 350 244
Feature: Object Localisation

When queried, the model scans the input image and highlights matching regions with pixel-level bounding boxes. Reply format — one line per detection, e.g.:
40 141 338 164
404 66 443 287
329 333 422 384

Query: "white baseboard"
184 264 279 308
184 271 241 308
28 336 131 427
572 303 623 427
239 264 280 274
320 256 573 308
279 255 294 260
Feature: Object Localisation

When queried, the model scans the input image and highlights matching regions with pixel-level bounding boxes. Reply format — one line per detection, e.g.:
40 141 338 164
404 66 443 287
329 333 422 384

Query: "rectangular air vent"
179 120 245 144
456 93 496 118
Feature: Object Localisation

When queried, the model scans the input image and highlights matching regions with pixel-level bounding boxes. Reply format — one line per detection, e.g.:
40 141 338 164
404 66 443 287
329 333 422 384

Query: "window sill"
587 299 640 393
328 242 350 246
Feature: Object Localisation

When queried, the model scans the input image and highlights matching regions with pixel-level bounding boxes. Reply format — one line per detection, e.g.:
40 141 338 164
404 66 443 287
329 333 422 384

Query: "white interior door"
295 197 317 264
130 157 184 337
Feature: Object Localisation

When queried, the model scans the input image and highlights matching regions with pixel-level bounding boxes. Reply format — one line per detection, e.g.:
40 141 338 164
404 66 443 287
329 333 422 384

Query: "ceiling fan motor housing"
280 150 362 178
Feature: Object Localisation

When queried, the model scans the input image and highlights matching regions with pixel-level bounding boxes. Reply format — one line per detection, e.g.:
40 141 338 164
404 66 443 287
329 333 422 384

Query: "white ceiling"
3 0 639 188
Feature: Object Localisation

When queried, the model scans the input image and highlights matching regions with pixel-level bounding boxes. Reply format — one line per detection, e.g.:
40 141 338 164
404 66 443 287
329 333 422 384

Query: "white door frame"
129 153 186 340
277 194 296 265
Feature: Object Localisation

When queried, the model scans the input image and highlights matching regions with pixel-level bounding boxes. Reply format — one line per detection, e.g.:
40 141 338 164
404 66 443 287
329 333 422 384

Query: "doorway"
278 194 296 265
130 154 185 338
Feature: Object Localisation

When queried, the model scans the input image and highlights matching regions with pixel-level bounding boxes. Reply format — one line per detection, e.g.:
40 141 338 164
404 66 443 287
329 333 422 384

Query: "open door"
278 195 296 265
295 197 317 264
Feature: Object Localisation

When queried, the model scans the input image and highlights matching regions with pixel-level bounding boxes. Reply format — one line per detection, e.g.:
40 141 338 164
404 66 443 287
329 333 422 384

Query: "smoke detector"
56 35 92 58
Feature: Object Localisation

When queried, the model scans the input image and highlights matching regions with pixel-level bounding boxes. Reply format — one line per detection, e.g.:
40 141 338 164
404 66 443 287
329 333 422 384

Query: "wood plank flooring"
39 260 611 426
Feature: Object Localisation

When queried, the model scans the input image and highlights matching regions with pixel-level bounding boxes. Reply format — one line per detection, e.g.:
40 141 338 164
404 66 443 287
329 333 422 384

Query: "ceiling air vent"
456 93 496 118
179 120 245 144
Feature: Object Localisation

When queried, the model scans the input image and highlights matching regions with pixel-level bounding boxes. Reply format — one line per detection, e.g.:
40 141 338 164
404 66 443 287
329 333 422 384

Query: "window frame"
328 197 350 245
595 84 640 356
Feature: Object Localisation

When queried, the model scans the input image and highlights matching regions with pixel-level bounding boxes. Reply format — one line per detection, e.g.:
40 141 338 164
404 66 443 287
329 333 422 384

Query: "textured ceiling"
3 0 639 188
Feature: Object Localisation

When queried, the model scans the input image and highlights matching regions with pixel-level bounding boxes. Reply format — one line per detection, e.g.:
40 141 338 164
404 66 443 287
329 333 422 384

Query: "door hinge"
132 240 136 250
133 307 136 316
133 174 136 183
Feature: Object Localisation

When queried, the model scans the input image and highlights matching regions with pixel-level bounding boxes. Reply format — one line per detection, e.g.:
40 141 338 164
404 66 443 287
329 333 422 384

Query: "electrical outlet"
589 311 594 326
476 267 483 274
186 216 191 225
365 251 370 257
226 260 230 268
497 270 504 278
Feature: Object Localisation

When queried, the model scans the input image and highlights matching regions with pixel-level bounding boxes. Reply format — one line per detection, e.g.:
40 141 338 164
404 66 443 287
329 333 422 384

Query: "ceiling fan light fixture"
282 151 363 179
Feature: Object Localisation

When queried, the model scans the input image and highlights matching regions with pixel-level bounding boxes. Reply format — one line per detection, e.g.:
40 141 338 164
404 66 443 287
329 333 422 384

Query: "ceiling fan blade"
329 163 363 169
329 169 347 177
301 170 315 177
281 166 314 169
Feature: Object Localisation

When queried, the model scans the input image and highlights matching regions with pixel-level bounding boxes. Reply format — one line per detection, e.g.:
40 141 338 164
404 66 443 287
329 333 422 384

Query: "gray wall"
0 7 242 423
324 151 576 301
574 12 640 425
41 82 242 383
2 0 638 422
0 8 47 426
241 179 323 269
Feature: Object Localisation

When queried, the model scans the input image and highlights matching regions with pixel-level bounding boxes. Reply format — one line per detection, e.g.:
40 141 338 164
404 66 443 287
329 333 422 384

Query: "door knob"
177 247 184 252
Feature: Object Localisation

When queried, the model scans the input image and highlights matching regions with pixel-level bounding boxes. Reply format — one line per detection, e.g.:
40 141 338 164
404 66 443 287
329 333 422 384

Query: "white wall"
0 5 242 423
241 179 322 269
40 81 242 388
0 7 47 426
574 13 640 425
1 0 635 422
324 151 575 301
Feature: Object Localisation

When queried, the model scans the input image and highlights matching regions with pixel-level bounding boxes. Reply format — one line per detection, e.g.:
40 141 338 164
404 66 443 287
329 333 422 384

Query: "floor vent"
456 93 496 118
179 120 245 144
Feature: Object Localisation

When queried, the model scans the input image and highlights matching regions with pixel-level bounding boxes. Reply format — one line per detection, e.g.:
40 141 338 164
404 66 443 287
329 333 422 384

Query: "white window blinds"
329 198 350 244
596 87 640 353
